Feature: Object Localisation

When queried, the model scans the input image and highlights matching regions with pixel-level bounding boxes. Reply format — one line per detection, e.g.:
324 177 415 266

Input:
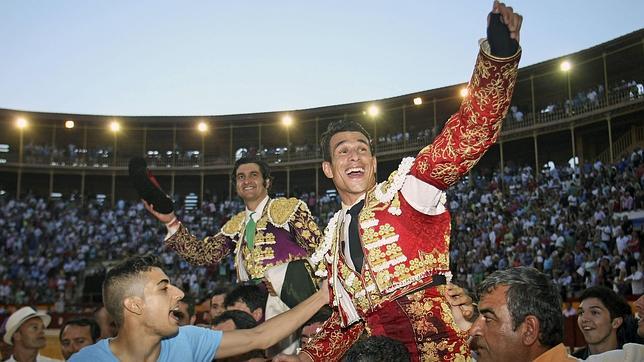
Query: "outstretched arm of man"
214 280 330 359
143 199 233 265
409 0 522 190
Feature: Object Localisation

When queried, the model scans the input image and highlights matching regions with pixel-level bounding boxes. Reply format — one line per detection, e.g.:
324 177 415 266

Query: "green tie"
245 212 256 249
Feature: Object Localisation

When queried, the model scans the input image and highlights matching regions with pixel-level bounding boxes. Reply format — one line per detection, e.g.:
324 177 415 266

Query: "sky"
1 1 643 116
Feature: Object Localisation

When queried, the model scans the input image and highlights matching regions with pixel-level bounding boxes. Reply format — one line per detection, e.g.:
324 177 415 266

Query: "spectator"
224 284 268 322
69 255 328 361
625 262 644 296
212 310 258 331
584 294 644 361
176 295 196 326
59 318 100 360
573 286 632 358
468 267 576 361
209 287 230 322
211 311 265 362
2 306 61 362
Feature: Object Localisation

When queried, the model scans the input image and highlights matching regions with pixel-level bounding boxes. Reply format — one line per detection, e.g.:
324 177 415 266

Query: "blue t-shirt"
69 326 222 362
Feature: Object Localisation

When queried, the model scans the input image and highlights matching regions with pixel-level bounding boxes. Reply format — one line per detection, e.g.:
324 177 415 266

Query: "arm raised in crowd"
214 280 330 359
409 1 522 190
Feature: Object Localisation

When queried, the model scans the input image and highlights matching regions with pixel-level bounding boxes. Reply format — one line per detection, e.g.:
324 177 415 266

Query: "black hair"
320 120 374 162
231 157 273 189
579 286 633 347
579 286 631 320
223 284 268 314
477 266 564 348
59 318 101 343
342 335 411 362
212 310 258 330
102 255 163 326
209 287 230 305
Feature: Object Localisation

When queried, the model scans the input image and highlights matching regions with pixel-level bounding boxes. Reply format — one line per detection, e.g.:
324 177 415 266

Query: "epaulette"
267 197 304 228
221 211 245 237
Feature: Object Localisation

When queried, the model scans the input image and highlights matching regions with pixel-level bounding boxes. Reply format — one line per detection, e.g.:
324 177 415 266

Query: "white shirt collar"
341 194 366 212
246 195 269 222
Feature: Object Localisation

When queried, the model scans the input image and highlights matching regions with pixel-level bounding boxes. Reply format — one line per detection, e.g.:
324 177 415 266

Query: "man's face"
175 301 194 326
322 131 377 205
577 297 620 346
140 267 185 337
210 294 226 320
13 317 46 350
60 324 93 360
635 295 644 338
235 163 268 206
468 286 525 362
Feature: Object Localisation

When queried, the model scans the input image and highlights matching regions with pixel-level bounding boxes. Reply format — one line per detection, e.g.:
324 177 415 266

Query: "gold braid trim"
267 197 303 227
221 211 245 237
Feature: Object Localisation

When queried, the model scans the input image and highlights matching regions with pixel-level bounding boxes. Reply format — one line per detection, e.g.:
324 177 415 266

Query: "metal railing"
2 90 642 171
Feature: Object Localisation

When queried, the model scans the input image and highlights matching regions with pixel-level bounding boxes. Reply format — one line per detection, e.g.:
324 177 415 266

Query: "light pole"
16 118 28 199
198 121 208 166
282 114 294 197
198 121 209 202
367 104 379 152
109 121 120 167
109 121 120 207
561 60 572 114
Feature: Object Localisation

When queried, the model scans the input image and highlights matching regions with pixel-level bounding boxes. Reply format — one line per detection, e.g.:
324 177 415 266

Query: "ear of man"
612 316 624 329
521 315 541 346
123 296 144 317
322 161 334 179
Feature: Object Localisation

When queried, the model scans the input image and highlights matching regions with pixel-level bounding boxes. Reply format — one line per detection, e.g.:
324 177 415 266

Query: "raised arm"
165 224 233 265
410 2 522 190
214 280 330 359
143 200 233 265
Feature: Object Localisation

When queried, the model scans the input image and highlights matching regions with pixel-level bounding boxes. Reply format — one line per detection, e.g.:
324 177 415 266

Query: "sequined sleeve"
411 45 521 190
290 203 323 252
299 308 365 361
165 223 233 266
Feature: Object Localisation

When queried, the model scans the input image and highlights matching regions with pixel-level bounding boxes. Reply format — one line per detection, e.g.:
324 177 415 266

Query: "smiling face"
468 286 526 362
322 131 377 206
577 297 621 348
137 267 185 337
235 163 268 207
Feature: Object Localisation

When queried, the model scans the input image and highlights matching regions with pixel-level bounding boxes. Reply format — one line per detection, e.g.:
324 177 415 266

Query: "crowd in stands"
450 148 643 299
508 79 644 123
0 149 642 312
